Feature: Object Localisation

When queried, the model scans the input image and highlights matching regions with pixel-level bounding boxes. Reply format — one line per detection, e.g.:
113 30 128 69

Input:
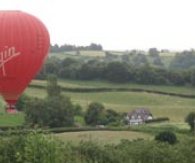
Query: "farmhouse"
126 108 153 125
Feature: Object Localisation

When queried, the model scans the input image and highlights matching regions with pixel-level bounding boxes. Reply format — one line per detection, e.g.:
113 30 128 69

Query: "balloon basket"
6 104 17 114
7 108 17 114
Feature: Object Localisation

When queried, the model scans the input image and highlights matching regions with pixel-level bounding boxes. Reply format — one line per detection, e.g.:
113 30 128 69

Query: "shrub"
25 96 75 128
155 131 177 145
84 102 106 126
145 117 169 123
15 94 31 111
185 112 195 131
0 132 64 163
24 132 63 163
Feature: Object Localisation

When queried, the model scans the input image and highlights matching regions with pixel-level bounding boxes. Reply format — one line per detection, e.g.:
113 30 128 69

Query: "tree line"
36 55 195 86
50 43 103 53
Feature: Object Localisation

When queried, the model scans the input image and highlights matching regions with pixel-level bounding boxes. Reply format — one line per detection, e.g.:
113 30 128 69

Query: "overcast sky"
0 0 195 50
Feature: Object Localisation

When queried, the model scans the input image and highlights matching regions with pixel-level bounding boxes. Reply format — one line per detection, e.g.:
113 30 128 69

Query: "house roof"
127 108 152 117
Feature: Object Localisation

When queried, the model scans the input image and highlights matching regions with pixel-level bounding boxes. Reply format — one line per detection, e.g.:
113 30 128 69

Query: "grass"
31 79 195 96
79 50 105 57
62 91 195 122
0 112 24 127
25 87 195 122
1 79 193 126
148 122 190 131
55 131 151 144
0 98 24 127
49 51 105 61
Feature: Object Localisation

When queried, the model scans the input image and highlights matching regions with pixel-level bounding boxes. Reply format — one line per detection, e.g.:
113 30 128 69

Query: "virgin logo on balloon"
0 46 21 76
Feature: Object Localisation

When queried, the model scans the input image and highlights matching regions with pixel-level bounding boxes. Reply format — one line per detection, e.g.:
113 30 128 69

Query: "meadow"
49 50 106 60
26 79 195 122
31 79 195 96
1 78 194 127
0 78 194 144
0 97 24 127
55 131 151 144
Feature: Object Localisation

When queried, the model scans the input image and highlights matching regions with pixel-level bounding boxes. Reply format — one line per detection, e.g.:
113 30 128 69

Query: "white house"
126 108 153 125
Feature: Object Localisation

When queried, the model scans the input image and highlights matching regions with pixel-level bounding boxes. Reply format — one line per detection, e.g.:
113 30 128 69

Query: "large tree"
25 76 74 127
185 112 195 131
104 62 130 83
84 102 106 126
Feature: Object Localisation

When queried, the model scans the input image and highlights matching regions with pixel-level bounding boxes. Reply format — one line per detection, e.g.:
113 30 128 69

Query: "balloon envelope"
0 11 50 111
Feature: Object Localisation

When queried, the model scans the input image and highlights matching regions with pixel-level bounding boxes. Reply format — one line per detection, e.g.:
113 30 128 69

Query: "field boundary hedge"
145 117 169 123
0 124 188 136
0 127 133 136
29 84 195 99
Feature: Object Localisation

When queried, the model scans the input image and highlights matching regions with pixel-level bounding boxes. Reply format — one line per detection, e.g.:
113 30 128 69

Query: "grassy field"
0 78 194 144
31 79 195 96
79 50 105 57
49 51 106 60
25 84 195 122
62 92 195 122
0 79 194 127
0 113 24 127
55 131 151 144
0 98 24 127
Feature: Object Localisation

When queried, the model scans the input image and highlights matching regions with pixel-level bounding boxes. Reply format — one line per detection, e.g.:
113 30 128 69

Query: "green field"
0 113 24 127
0 78 194 145
31 79 195 96
26 79 195 122
0 98 24 127
55 131 151 144
0 79 194 126
49 50 106 60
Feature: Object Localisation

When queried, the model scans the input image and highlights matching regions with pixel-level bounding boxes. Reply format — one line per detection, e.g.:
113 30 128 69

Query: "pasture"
49 50 106 60
26 79 195 122
31 79 195 95
0 113 24 126
0 98 24 127
0 79 194 127
55 131 151 144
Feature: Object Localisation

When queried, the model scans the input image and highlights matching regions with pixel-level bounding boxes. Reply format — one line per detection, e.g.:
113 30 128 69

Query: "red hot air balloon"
0 11 50 112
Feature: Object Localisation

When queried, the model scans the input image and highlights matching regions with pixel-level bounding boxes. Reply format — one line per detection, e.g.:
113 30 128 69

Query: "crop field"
55 131 151 144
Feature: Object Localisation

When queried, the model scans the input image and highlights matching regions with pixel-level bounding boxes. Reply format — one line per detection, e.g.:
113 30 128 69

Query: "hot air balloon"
0 11 50 112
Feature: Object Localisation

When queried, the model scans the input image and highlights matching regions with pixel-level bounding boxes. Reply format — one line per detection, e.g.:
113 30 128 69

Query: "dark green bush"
145 117 169 123
185 112 195 131
155 131 177 145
